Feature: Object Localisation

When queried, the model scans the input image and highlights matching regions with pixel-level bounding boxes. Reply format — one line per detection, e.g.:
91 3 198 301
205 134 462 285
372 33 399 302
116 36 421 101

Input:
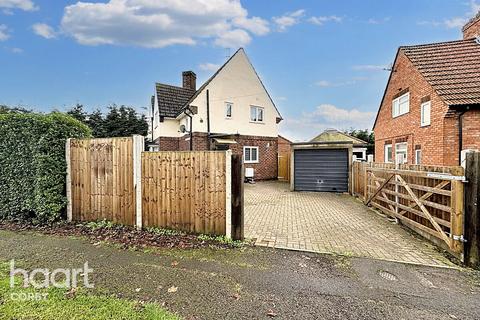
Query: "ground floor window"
395 142 408 164
384 144 392 163
415 149 422 164
243 146 259 163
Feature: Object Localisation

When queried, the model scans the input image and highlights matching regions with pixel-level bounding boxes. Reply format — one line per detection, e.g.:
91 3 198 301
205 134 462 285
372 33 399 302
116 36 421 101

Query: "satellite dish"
179 124 186 133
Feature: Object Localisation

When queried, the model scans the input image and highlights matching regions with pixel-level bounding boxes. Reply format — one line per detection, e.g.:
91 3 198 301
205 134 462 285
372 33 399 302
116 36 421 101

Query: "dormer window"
392 92 410 118
225 102 233 118
250 106 264 122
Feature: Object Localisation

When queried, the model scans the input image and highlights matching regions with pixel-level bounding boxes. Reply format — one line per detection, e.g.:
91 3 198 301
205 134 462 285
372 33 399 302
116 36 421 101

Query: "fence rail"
67 136 242 238
352 161 464 257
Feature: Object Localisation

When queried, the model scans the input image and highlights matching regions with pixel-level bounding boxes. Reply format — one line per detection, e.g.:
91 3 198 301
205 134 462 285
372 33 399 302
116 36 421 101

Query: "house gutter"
206 89 211 150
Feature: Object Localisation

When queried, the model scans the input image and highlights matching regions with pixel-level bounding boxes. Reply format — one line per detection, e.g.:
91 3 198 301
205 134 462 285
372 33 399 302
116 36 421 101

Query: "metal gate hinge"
453 235 467 243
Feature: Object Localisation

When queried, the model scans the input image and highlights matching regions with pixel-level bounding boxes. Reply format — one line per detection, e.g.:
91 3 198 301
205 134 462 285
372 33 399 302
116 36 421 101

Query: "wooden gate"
278 152 290 182
364 165 464 256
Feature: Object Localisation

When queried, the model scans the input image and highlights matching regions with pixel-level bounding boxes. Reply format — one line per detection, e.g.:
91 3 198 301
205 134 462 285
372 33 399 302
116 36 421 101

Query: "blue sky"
0 0 479 140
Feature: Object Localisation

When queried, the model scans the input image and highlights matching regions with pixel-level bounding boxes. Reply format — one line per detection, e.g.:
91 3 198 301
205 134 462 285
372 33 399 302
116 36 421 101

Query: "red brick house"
373 12 480 166
149 48 283 180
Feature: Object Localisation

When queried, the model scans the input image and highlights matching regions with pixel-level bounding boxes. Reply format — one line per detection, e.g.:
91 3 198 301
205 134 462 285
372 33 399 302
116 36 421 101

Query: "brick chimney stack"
182 71 196 91
463 11 480 39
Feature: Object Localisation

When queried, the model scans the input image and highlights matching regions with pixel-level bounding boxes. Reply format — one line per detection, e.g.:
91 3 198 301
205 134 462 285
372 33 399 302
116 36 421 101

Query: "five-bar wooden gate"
363 164 464 257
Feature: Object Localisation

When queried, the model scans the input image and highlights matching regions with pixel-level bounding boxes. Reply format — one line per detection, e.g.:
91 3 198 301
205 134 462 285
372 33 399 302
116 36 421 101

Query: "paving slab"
245 181 453 267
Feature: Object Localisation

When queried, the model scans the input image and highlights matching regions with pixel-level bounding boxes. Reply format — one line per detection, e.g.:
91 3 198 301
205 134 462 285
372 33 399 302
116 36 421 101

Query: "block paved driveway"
245 181 453 267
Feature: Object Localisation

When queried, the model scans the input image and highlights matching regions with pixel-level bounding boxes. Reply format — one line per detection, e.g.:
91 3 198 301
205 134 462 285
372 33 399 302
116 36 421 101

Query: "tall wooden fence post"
133 135 144 230
451 179 464 258
66 138 72 222
225 150 232 238
465 151 480 268
231 154 244 240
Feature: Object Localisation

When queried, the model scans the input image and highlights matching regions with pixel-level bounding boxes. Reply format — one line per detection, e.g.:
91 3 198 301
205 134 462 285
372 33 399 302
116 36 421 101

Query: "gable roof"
154 48 282 120
402 38 480 106
310 129 368 146
373 37 480 129
155 83 195 118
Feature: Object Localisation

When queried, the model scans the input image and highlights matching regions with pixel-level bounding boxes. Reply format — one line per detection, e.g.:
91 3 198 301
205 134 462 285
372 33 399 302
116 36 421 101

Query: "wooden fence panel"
142 151 227 235
352 162 465 258
70 137 135 225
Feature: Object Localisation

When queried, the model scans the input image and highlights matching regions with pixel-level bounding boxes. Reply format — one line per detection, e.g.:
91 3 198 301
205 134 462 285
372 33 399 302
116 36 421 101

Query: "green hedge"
0 112 91 222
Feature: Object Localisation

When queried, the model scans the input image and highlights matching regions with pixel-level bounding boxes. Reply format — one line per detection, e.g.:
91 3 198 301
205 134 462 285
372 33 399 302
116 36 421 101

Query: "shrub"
0 112 91 222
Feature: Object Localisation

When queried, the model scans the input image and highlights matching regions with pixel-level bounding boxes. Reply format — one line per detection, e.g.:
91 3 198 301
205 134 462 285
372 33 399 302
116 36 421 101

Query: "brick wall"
228 135 278 180
278 135 292 154
463 13 480 39
462 110 480 151
374 51 480 166
155 136 179 151
156 132 278 180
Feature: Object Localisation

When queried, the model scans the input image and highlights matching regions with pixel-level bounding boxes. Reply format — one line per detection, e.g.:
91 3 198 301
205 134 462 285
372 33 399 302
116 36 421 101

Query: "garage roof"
310 129 368 147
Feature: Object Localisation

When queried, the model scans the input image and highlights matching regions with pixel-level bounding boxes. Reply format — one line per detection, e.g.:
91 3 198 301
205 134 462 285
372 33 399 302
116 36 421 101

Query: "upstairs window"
250 106 264 122
225 102 233 118
243 146 259 163
420 101 431 126
392 92 410 118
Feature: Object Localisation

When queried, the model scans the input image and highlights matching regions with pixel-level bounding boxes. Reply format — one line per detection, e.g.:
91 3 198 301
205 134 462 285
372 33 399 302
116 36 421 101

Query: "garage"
292 146 350 192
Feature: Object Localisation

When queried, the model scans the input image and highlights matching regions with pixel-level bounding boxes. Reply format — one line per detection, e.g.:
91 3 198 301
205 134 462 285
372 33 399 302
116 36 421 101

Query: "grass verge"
0 262 179 320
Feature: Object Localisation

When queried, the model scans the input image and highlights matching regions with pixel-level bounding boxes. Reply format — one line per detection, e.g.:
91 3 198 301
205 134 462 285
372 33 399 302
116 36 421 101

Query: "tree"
345 128 375 155
65 104 148 138
66 104 87 123
0 105 32 114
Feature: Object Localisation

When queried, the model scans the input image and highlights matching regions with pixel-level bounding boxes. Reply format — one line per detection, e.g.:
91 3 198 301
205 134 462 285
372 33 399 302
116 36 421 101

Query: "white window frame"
243 146 259 164
420 101 431 127
225 102 233 119
250 106 264 123
415 149 422 165
395 142 408 164
392 92 410 118
384 144 393 163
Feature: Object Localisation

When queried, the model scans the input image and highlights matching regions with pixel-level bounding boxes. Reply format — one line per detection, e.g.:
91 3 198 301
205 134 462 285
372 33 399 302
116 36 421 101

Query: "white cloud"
9 47 23 53
315 80 332 87
445 17 469 29
272 9 305 31
0 0 37 11
0 24 10 41
419 1 480 29
199 62 220 72
315 77 368 87
60 0 267 48
308 15 342 26
279 104 375 141
233 16 269 35
32 23 57 39
214 29 251 48
352 64 388 71
367 17 390 25
470 0 480 14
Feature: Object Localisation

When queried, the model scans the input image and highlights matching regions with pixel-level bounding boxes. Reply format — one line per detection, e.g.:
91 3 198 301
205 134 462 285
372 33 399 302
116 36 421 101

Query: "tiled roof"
155 83 195 118
402 38 480 106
